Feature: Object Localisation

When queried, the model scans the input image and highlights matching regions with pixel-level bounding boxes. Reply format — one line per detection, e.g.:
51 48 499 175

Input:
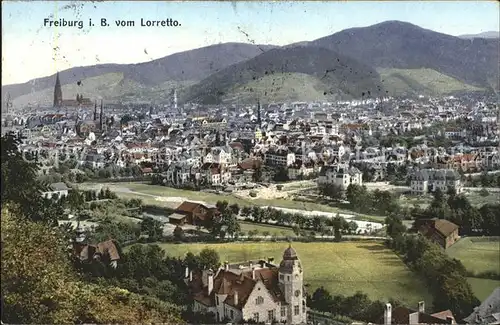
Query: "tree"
385 214 406 239
1 206 184 324
140 217 164 241
229 203 240 216
319 183 344 201
348 221 358 234
173 226 184 241
1 132 55 225
197 248 220 270
241 206 252 218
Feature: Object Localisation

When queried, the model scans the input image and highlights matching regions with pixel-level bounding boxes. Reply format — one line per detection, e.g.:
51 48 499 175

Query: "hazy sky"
2 1 499 85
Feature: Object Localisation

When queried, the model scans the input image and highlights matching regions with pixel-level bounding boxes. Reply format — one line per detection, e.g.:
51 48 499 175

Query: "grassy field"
378 68 483 96
239 222 296 236
447 237 500 274
132 241 432 306
467 277 500 301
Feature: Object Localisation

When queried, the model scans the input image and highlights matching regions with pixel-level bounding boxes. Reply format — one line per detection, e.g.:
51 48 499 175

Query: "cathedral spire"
99 100 103 130
53 72 62 107
257 99 262 128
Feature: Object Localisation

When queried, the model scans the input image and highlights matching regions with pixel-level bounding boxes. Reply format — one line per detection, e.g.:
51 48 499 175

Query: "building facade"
186 245 307 325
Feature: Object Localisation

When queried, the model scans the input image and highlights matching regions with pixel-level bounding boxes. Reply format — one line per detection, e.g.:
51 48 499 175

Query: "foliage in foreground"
1 205 184 324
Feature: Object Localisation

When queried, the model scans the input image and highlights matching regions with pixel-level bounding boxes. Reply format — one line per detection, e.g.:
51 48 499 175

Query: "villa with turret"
185 245 307 324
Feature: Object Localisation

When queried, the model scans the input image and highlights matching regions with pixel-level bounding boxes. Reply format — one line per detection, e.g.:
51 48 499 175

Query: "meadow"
467 277 500 301
132 241 433 306
447 237 500 300
447 237 500 275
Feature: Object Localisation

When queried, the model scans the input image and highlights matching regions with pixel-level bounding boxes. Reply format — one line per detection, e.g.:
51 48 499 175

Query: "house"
42 182 70 199
412 218 460 249
410 168 462 195
185 245 307 325
174 201 218 226
265 148 296 167
379 301 456 324
317 164 362 190
464 287 500 324
72 238 121 269
200 162 232 186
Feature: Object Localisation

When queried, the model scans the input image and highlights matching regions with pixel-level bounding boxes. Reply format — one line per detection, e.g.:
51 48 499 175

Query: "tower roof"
283 244 297 260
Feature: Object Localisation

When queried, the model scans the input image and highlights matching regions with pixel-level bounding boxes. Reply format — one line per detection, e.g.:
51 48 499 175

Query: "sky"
2 1 499 85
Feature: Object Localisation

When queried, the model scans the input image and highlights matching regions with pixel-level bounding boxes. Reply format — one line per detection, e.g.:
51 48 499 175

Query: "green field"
378 68 483 96
239 221 296 236
447 237 500 274
133 241 432 306
467 277 500 301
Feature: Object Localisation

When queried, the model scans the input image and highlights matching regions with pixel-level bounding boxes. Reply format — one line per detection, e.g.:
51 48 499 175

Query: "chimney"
249 262 253 269
418 301 425 313
409 312 419 325
185 266 189 278
268 257 274 264
225 262 229 271
189 270 193 282
384 303 392 325
234 290 239 306
207 271 214 295
252 268 256 280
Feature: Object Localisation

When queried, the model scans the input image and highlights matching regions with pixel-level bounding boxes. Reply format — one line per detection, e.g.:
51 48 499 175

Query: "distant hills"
181 46 384 104
3 21 498 107
3 43 277 106
459 31 499 39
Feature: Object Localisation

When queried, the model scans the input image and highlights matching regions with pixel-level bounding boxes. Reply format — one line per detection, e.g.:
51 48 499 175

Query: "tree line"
385 216 480 321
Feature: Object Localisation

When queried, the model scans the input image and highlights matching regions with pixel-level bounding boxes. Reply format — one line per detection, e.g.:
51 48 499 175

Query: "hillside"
181 46 385 104
3 42 276 104
378 68 484 96
221 72 339 104
1 205 184 324
308 21 499 91
12 73 196 107
459 31 499 39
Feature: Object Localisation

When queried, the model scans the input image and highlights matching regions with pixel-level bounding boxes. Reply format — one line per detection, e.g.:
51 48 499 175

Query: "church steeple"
257 99 262 128
53 72 62 107
99 100 103 130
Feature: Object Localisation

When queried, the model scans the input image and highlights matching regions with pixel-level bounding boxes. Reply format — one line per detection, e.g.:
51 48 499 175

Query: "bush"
249 191 257 197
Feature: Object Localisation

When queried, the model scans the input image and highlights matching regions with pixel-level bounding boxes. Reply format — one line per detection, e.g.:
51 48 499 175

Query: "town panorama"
1 2 499 325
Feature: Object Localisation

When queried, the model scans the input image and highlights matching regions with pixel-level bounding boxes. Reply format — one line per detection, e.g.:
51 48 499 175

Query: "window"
230 310 234 318
295 290 300 297
254 313 259 322
294 305 300 315
268 310 275 321
281 306 287 317
216 296 219 305
280 274 284 281
256 296 264 305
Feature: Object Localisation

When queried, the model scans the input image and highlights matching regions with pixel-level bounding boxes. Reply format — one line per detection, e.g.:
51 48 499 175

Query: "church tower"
279 245 306 325
257 99 262 128
53 72 62 107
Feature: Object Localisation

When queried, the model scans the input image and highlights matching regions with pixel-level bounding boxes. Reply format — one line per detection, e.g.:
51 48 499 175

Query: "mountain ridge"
3 21 497 106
